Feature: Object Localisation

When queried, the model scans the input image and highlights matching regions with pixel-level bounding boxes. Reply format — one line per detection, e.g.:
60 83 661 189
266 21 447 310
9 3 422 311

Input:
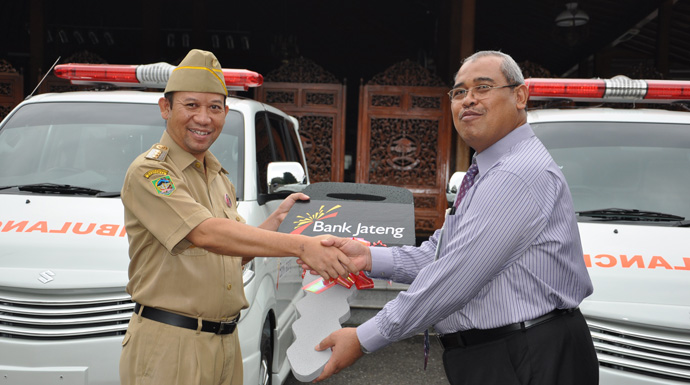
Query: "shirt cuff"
356 317 392 353
369 246 394 279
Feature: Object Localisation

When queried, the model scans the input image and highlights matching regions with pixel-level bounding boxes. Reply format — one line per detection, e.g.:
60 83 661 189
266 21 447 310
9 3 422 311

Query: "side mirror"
446 171 466 206
266 161 307 194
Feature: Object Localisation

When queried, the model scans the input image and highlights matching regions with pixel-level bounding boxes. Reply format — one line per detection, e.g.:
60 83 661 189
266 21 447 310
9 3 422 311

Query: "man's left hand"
260 192 309 231
314 327 365 382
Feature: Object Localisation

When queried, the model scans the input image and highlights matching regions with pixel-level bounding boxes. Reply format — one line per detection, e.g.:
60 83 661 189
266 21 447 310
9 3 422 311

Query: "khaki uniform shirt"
121 131 249 321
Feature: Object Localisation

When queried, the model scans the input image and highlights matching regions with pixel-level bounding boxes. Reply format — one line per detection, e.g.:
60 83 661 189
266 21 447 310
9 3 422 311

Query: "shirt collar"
474 123 535 176
159 131 222 174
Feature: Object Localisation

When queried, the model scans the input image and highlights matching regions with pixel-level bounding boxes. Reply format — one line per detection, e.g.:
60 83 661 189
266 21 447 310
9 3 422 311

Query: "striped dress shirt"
357 123 593 352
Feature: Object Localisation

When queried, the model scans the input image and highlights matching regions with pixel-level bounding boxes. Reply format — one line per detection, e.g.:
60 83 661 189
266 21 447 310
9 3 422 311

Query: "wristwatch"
360 343 371 354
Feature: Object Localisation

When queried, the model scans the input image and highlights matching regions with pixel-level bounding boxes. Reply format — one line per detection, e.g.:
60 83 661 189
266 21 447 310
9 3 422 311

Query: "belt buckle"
217 320 237 335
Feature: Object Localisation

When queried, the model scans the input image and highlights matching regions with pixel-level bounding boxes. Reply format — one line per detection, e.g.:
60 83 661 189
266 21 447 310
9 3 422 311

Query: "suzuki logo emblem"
38 270 55 284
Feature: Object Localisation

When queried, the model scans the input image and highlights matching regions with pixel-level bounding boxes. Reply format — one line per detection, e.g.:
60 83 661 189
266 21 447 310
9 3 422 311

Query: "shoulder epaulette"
144 144 169 161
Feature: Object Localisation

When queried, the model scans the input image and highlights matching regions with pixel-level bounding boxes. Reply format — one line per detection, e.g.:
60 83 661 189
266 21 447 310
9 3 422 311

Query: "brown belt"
438 308 578 350
134 303 239 335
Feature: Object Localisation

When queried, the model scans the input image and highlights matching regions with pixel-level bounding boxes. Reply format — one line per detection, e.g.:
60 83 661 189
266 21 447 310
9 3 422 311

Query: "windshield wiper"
95 191 121 197
0 184 120 197
577 208 685 222
17 183 105 196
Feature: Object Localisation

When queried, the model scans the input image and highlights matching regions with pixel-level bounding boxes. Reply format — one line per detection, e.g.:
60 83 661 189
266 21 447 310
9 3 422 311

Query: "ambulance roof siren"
525 75 690 104
54 62 263 91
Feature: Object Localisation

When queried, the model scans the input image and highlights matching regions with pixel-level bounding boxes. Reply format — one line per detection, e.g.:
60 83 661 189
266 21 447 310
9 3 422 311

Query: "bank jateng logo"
289 203 404 240
290 204 341 234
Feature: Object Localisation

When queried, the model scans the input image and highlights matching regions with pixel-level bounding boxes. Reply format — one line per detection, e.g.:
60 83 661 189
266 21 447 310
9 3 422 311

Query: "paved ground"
283 334 448 384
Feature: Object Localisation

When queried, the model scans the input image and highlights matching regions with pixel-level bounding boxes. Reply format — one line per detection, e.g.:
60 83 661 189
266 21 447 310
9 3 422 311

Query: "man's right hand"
320 237 372 272
297 236 358 280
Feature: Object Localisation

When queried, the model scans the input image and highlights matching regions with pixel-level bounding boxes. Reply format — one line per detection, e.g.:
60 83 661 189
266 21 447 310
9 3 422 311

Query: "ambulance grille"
588 319 690 382
0 293 134 340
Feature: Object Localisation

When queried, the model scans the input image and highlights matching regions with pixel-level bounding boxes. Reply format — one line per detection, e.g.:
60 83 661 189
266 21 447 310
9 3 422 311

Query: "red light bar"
526 75 690 103
54 64 139 84
54 63 263 91
221 69 263 90
645 80 690 100
526 78 606 99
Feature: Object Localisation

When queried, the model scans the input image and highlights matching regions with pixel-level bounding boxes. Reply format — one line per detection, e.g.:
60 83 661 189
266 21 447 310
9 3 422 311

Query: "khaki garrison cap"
164 49 227 96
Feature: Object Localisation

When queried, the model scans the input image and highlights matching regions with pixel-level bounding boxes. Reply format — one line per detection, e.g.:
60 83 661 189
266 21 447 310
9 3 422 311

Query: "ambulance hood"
578 221 690 331
0 194 129 291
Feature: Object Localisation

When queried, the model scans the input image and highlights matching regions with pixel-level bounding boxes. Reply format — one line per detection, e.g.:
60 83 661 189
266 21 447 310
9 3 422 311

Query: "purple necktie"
453 161 479 211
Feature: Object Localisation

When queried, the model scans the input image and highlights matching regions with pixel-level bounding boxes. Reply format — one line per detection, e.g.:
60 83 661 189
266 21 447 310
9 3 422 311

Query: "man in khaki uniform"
119 49 355 385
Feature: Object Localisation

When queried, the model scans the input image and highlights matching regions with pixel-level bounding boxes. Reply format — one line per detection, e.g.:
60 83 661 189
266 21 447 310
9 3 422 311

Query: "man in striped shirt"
312 51 598 384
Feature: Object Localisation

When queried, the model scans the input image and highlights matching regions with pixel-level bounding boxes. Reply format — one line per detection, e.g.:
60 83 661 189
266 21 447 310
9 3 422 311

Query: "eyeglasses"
448 83 520 102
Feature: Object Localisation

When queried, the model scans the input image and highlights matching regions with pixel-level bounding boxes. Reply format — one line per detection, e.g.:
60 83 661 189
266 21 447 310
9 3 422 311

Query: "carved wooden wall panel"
255 58 346 183
0 60 23 120
357 60 452 237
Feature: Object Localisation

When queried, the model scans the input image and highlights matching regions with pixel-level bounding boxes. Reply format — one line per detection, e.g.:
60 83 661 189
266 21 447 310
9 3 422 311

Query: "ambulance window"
209 110 244 200
254 111 305 196
285 118 308 175
533 121 690 221
0 102 163 193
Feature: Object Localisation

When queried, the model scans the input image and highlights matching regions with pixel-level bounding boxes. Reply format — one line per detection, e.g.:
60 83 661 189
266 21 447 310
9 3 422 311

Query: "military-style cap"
164 49 227 96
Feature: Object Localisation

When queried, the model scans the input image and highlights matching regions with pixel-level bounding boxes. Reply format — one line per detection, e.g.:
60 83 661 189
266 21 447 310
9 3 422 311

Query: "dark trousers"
442 309 599 385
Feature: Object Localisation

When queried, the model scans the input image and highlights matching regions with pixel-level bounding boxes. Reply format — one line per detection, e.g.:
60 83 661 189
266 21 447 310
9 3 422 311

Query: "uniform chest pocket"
224 207 246 224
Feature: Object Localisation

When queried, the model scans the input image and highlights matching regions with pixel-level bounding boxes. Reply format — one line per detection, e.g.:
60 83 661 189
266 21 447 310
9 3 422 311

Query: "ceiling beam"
656 0 673 76
28 0 44 93
439 0 475 82
438 0 475 172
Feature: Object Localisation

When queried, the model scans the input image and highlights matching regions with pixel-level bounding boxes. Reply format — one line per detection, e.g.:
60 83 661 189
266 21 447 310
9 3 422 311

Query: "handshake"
295 236 374 280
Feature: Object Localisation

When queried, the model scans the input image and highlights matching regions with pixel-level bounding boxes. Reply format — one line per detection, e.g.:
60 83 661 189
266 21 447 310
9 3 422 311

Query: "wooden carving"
256 57 346 183
0 59 23 120
357 60 452 237
0 59 17 74
298 114 334 183
367 59 446 87
367 117 439 186
265 57 339 84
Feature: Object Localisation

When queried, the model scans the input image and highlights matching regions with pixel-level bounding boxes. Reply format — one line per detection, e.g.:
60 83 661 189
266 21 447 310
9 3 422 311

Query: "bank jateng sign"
277 183 416 247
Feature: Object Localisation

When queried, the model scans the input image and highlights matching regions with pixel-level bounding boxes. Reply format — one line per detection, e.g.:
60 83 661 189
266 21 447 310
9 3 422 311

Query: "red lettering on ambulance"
674 258 690 271
1 220 126 237
595 254 617 268
620 255 645 269
72 222 96 235
2 220 28 232
96 224 119 236
25 221 49 233
648 256 673 269
584 253 689 271
49 222 72 233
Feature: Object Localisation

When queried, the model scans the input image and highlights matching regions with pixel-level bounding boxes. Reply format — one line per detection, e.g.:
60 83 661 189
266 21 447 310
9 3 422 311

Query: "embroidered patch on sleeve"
144 169 169 179
152 175 176 196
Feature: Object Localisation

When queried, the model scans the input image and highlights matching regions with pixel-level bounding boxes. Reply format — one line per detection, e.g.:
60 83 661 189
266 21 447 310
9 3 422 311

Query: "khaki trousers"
119 313 243 385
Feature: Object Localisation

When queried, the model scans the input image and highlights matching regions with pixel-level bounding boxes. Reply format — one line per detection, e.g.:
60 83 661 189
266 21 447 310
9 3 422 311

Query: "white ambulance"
449 76 690 384
0 63 308 385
